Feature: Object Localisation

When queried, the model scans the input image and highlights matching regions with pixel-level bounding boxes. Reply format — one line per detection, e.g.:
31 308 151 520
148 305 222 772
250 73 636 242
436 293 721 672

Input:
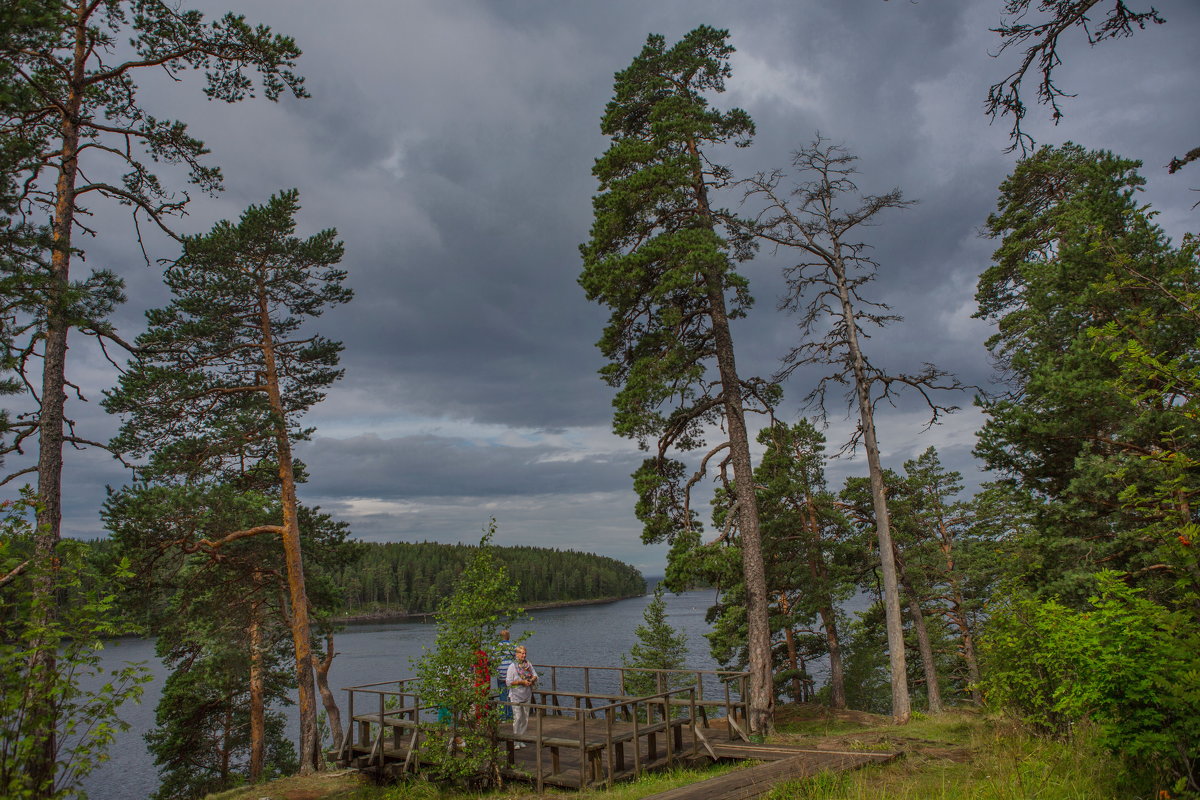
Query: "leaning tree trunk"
258 289 321 773
689 138 773 736
707 276 773 736
832 246 910 724
897 555 942 713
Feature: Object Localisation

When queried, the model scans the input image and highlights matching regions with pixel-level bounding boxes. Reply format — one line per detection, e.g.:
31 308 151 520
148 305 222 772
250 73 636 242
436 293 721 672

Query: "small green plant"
412 519 523 788
0 492 151 799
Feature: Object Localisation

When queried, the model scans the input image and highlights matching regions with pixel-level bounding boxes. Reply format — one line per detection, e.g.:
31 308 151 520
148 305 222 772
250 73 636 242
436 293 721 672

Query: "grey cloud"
19 0 1197 576
298 433 642 500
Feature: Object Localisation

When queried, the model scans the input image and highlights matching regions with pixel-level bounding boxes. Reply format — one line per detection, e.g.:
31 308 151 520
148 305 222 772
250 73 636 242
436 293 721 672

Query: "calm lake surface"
83 589 807 800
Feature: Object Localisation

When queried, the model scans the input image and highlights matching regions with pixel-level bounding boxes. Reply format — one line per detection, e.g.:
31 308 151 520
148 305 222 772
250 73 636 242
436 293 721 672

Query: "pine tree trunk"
687 138 773 736
898 559 942 713
803 495 846 709
249 574 266 781
708 280 773 736
820 605 847 709
936 519 981 703
258 287 320 773
779 595 804 703
832 246 910 724
28 17 89 793
315 633 343 756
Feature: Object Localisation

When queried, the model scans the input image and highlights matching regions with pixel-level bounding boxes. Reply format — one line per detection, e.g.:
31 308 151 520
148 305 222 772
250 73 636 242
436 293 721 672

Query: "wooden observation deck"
338 664 897 794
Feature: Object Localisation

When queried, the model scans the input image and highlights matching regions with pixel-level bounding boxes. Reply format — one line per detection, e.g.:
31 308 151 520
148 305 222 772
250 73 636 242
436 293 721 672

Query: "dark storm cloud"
26 0 1200 569
298 433 641 500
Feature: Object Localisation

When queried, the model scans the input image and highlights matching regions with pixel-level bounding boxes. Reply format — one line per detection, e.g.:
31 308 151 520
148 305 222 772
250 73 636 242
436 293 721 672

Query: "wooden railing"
337 664 752 789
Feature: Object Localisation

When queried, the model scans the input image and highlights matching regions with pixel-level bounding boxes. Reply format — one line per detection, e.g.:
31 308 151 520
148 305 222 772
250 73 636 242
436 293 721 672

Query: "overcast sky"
39 0 1200 574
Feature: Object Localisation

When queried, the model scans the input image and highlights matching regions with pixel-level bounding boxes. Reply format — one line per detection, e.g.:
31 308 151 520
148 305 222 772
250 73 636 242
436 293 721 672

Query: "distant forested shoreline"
331 541 645 615
80 538 646 629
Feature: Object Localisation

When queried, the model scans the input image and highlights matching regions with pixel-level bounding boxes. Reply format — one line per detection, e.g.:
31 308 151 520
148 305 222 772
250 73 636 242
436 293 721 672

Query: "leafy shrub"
979 571 1200 795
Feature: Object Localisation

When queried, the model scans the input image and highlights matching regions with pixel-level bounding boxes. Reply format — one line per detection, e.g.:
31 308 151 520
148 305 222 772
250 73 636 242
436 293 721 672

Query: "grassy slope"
204 707 1125 800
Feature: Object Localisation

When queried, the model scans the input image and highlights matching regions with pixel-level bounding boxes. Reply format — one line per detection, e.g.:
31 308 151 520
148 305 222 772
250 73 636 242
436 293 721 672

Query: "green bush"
979 571 1200 795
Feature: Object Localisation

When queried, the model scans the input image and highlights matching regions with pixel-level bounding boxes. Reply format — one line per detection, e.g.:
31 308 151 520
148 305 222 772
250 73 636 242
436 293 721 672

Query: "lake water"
82 589 804 799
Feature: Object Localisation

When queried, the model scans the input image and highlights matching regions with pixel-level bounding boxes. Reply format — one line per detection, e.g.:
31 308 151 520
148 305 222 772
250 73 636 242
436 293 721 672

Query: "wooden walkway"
641 746 899 800
338 664 897 795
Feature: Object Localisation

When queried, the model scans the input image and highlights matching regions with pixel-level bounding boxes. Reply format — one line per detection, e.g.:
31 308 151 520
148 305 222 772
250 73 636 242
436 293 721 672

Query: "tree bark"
803 493 846 709
257 283 320 773
779 594 804 703
687 136 773 736
934 518 982 703
710 304 774 735
832 245 910 724
28 10 89 794
315 632 343 757
248 573 266 781
897 554 942 713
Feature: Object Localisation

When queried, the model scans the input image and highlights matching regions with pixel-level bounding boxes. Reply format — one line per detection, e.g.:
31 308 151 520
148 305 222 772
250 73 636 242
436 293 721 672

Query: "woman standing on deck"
505 645 538 747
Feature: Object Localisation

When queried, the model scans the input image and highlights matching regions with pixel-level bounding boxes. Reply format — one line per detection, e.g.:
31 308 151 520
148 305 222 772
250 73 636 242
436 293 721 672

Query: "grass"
204 710 1131 800
764 713 1126 800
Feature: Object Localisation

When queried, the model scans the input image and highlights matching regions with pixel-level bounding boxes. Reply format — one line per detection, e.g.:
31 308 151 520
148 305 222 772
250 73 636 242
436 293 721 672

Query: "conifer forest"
1 2 1197 799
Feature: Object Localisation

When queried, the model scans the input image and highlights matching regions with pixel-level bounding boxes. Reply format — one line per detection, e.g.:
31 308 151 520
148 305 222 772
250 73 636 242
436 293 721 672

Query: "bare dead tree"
741 135 969 723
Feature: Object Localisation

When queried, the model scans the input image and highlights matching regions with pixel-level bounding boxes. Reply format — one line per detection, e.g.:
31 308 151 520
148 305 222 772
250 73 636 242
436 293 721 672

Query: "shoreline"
333 593 646 625
101 593 648 640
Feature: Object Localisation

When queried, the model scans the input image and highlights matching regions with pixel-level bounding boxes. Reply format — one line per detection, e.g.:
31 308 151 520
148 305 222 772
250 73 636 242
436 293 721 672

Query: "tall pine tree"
579 25 776 735
0 5 305 790
104 190 349 773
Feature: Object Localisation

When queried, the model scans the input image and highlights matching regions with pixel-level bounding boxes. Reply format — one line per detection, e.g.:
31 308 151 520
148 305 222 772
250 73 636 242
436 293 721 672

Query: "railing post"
536 705 544 793
690 686 698 757
605 705 614 787
663 690 674 767
577 701 587 789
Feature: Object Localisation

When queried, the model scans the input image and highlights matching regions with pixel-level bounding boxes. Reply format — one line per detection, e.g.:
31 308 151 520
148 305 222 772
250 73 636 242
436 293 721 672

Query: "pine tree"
104 190 349 773
974 143 1197 603
579 24 776 735
0 5 305 789
622 586 689 700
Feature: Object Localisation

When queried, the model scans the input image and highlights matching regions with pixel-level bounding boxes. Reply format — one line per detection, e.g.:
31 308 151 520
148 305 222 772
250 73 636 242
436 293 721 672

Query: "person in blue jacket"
495 629 515 721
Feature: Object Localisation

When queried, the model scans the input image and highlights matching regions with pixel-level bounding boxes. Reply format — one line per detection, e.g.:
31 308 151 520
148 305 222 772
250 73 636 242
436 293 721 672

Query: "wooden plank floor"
347 712 899 793
349 713 708 789
639 749 901 800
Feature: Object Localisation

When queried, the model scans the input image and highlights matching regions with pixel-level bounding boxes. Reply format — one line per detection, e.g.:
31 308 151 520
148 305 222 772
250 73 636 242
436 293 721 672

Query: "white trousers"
512 701 530 737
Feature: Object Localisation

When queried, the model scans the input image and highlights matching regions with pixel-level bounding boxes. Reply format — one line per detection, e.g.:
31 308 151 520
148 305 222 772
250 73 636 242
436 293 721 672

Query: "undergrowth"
207 711 1138 800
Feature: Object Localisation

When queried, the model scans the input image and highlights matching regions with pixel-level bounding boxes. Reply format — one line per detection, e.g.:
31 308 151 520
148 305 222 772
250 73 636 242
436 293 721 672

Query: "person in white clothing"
505 645 538 747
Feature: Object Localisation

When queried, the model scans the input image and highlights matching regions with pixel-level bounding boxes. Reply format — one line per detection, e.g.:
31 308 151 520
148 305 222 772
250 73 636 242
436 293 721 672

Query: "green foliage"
622 586 689 698
103 486 350 798
413 520 522 787
833 608 894 716
974 143 1198 603
980 572 1200 795
146 623 297 800
1088 230 1200 606
105 189 348 482
578 24 766 533
0 493 150 799
334 540 644 615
